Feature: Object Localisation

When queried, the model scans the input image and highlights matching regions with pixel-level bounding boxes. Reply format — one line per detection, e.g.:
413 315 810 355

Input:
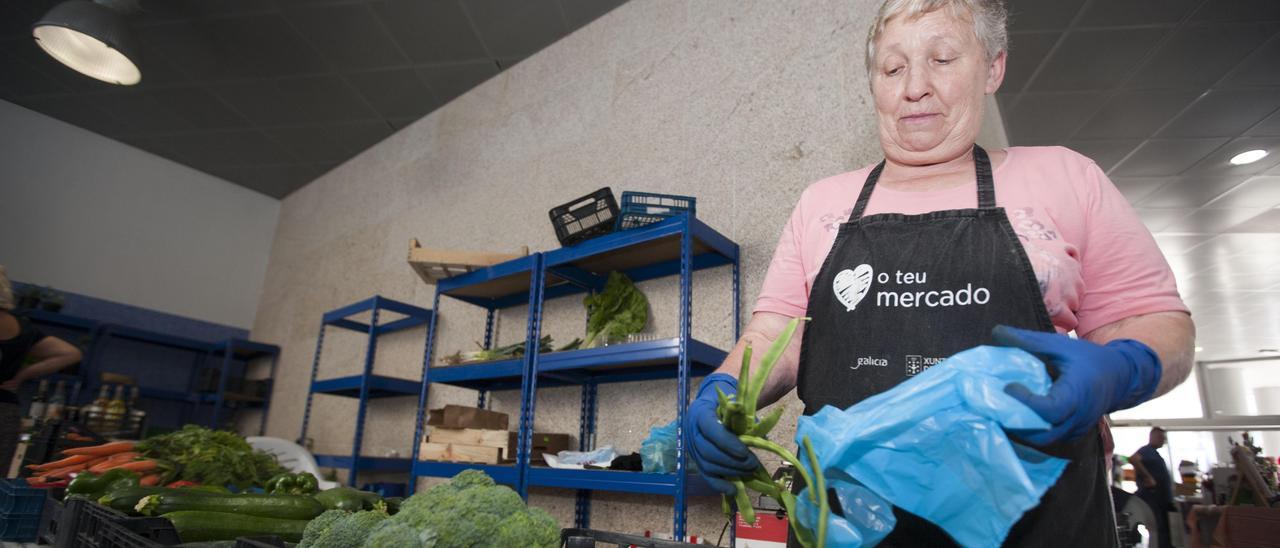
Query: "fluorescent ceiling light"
1229 149 1268 166
33 0 140 86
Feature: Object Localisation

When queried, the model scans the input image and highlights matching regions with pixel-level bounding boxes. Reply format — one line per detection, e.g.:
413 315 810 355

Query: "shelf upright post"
410 290 444 495
259 348 281 436
181 350 206 427
516 253 546 499
733 252 741 341
349 301 382 487
478 308 496 409
574 381 598 528
674 213 694 540
210 341 232 429
298 322 328 445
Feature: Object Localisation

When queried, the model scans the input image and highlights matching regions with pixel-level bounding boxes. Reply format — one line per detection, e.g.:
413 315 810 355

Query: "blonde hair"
866 0 1008 74
0 265 12 311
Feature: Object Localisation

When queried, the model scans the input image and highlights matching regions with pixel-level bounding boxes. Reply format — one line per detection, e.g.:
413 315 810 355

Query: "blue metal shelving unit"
300 295 434 487
411 214 740 540
194 339 280 436
20 310 280 434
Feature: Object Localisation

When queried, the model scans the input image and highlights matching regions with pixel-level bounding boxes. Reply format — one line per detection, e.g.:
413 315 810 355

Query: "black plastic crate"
72 497 181 548
616 191 696 231
38 491 77 548
549 187 620 246
561 528 701 547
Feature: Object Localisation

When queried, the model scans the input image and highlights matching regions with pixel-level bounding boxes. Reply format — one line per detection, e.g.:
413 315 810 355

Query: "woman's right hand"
687 373 760 495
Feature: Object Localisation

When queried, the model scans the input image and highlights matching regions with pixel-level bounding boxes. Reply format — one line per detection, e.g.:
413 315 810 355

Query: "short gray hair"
865 0 1008 74
0 266 12 311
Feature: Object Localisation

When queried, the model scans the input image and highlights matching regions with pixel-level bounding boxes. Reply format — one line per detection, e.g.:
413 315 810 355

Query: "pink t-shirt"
754 146 1188 336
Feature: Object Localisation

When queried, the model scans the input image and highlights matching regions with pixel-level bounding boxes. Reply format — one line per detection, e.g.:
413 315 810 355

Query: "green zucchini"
99 487 220 515
138 493 324 520
163 510 309 543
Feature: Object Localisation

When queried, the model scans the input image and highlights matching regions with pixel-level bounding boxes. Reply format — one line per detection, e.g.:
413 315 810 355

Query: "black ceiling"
0 0 627 198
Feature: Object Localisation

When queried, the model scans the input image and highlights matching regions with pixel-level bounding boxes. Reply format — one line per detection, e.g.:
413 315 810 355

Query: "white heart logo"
833 264 874 311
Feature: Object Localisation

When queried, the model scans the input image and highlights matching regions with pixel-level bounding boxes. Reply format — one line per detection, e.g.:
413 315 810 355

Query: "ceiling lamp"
32 0 141 86
1229 149 1268 166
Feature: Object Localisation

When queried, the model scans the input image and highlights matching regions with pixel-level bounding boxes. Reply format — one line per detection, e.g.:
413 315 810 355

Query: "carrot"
138 474 162 487
62 441 135 457
97 460 158 474
27 454 95 471
36 463 90 481
104 451 141 462
89 456 140 474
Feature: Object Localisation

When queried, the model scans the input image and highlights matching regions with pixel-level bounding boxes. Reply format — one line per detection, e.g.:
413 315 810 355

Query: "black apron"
789 146 1117 547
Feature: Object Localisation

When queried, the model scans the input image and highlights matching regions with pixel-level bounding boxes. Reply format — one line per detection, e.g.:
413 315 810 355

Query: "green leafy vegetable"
715 317 826 548
582 271 648 348
136 425 285 489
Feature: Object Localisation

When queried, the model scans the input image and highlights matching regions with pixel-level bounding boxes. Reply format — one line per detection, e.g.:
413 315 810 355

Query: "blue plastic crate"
0 511 40 542
616 191 696 230
0 479 45 515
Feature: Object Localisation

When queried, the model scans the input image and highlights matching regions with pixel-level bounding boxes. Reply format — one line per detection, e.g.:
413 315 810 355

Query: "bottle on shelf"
103 384 127 433
125 386 146 439
43 380 66 422
84 385 111 432
27 379 49 420
64 380 83 422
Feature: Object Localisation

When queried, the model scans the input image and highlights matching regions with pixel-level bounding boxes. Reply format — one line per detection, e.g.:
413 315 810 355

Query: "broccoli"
449 469 496 490
298 509 349 548
363 520 438 548
383 471 559 548
495 507 559 547
309 509 389 548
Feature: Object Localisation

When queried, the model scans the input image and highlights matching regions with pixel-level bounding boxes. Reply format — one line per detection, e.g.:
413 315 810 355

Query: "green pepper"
313 487 380 511
65 469 141 501
265 472 319 495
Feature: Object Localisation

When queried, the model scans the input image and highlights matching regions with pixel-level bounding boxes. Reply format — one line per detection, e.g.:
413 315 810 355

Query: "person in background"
1130 427 1174 548
0 265 83 468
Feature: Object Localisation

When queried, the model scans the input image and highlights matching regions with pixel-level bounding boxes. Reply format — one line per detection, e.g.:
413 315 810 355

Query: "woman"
1 266 83 469
686 0 1195 546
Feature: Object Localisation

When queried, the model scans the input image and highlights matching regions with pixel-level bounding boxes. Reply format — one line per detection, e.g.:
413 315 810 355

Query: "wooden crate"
407 239 528 284
430 427 509 449
419 441 503 464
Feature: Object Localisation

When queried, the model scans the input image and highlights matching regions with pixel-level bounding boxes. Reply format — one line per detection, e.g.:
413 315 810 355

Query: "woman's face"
871 9 1005 166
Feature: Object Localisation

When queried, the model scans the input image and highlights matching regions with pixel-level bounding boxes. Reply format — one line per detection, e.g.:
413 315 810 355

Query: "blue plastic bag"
640 420 680 473
795 346 1069 547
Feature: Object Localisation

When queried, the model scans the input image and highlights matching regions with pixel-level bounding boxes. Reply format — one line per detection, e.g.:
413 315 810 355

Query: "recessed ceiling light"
1229 149 1268 165
1194 346 1204 353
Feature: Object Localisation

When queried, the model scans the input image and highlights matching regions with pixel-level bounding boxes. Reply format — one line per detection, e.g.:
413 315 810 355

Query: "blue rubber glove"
993 325 1162 446
688 373 760 495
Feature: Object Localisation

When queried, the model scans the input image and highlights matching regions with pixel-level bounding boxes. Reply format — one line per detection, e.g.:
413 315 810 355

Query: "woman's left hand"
993 325 1163 445
0 379 19 392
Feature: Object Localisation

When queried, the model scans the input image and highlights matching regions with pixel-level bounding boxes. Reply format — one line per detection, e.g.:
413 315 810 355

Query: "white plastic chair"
246 436 340 491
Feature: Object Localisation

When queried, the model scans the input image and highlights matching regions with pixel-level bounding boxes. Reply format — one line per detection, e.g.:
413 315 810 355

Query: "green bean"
747 407 785 438
803 436 828 548
732 478 754 525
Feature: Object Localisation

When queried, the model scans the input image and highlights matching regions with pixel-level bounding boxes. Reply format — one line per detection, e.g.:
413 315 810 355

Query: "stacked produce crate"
419 405 510 464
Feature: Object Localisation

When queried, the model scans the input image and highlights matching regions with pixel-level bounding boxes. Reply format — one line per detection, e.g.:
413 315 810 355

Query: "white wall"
0 100 279 329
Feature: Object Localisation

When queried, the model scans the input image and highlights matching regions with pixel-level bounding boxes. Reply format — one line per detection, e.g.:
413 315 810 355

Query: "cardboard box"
427 405 509 430
507 432 572 463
